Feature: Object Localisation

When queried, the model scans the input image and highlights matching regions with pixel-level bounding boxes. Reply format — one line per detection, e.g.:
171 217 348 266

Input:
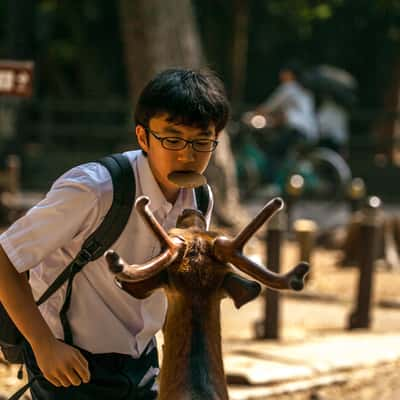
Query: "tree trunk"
375 55 400 163
205 130 249 228
230 0 250 109
118 0 204 105
118 0 248 228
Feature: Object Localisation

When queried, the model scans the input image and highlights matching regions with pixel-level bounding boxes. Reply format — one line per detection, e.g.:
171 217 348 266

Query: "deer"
105 195 309 400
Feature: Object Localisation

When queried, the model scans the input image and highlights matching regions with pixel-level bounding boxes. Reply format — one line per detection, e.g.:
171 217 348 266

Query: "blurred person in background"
305 64 358 159
316 94 350 157
255 60 318 159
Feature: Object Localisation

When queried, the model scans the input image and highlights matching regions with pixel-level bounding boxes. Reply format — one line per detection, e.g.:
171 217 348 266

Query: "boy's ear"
136 125 149 152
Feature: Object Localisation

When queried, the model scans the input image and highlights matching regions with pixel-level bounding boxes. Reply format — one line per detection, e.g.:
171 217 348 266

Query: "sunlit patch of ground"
2 241 400 399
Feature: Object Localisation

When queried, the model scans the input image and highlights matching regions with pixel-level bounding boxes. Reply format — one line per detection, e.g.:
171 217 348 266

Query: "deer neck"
159 293 228 400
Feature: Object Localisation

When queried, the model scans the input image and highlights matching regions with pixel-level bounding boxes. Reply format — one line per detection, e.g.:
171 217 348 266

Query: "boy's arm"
0 245 90 387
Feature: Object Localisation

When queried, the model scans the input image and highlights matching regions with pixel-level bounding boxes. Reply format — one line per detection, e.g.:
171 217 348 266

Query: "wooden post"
6 154 20 193
284 174 304 230
347 177 366 213
348 196 383 330
254 210 287 339
293 219 317 282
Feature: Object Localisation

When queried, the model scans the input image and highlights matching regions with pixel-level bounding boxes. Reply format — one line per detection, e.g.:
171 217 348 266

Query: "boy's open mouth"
167 171 207 188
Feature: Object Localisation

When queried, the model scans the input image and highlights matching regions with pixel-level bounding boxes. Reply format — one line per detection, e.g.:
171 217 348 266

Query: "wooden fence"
0 98 139 190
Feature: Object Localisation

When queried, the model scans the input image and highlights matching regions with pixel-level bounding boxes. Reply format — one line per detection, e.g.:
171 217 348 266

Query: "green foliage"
0 2 6 48
0 0 398 112
240 0 400 112
32 0 127 98
263 0 344 39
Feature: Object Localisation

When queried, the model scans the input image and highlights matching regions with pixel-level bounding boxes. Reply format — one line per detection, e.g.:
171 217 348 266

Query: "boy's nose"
177 146 196 162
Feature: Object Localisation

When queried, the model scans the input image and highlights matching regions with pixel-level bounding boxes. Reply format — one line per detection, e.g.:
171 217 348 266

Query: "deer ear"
222 273 261 309
115 271 167 299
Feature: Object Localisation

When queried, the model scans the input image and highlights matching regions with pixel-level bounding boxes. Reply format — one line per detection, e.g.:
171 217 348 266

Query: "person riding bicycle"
237 62 352 199
254 60 318 160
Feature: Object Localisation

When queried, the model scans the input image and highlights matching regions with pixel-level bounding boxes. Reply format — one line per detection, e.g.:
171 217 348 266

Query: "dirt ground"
220 239 400 400
1 240 400 399
265 361 400 400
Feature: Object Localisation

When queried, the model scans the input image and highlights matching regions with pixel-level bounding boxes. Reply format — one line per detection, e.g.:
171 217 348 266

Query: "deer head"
105 195 309 400
106 195 309 305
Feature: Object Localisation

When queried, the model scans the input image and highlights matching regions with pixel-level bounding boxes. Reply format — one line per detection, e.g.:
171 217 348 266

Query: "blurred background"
0 0 399 199
1 2 400 399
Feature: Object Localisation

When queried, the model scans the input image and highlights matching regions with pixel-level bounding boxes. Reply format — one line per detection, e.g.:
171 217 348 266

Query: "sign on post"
0 61 34 98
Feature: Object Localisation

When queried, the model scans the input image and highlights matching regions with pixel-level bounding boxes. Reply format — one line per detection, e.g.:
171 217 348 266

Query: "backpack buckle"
76 249 93 265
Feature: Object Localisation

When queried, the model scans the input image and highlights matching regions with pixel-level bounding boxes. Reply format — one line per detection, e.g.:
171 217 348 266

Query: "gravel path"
2 240 400 399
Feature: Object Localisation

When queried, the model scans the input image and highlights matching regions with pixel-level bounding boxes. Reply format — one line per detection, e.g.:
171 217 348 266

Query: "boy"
0 68 230 399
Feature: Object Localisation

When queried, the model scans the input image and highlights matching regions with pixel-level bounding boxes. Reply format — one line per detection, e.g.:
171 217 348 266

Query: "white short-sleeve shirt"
0 150 211 357
261 81 318 141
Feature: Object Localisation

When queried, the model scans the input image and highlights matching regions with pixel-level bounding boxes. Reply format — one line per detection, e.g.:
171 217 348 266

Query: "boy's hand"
32 338 90 387
0 246 89 387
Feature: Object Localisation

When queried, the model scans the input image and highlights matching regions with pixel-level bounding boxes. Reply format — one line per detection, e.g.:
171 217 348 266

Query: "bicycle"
229 112 352 204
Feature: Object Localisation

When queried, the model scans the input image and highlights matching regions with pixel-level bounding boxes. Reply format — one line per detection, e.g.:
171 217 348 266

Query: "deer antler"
105 196 185 282
135 196 179 249
213 197 309 290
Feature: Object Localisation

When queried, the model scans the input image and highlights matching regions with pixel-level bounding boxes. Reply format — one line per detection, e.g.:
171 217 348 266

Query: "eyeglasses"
143 126 218 152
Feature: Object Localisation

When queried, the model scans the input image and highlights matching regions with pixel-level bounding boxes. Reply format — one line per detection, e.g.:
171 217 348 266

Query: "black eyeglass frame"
141 125 219 152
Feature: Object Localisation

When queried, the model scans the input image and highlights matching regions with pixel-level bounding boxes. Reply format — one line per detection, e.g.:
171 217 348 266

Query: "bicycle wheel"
290 147 352 201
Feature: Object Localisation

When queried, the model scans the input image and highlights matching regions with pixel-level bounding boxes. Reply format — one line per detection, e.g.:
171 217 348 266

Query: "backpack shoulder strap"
36 153 135 306
84 153 135 259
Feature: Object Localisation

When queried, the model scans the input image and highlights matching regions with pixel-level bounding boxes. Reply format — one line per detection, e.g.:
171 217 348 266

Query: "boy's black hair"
134 68 230 133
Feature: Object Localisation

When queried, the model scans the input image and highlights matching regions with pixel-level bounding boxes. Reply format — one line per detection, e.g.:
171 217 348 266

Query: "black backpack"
0 153 211 365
